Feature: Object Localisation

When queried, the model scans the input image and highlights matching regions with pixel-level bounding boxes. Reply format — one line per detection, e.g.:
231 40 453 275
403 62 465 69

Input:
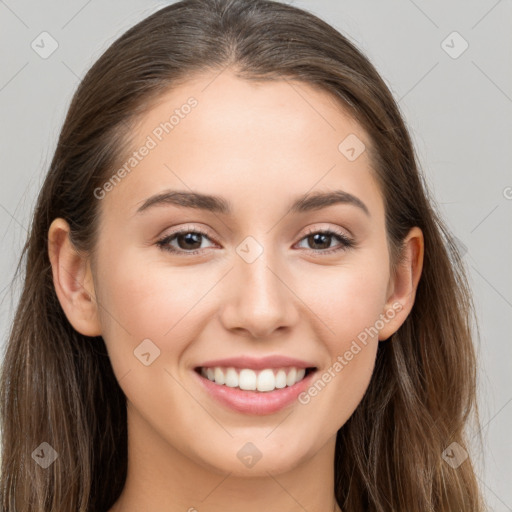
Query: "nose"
218 245 300 339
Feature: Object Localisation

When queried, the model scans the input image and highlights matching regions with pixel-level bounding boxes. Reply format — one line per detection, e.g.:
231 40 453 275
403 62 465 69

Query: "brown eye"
156 228 216 255
296 229 355 254
175 232 203 250
305 232 332 250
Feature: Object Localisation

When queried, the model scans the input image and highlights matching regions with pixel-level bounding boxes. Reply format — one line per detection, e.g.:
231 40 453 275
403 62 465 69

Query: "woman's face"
87 70 409 476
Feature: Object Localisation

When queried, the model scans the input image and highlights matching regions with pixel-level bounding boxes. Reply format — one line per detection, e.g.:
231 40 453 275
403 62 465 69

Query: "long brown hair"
0 0 486 510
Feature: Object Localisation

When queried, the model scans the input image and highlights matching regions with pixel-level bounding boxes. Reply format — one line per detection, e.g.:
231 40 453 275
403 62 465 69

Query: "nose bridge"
220 234 298 337
236 233 286 309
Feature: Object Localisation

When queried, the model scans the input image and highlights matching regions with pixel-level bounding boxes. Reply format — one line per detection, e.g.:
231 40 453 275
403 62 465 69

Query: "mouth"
194 365 317 393
193 364 318 415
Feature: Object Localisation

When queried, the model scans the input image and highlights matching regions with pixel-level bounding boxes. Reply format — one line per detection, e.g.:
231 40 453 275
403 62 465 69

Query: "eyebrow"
136 189 370 217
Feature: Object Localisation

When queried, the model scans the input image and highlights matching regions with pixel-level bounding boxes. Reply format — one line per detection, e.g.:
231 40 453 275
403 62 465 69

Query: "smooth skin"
48 70 423 512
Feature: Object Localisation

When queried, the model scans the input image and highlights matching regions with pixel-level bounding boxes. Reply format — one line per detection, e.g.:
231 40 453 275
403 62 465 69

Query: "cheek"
297 254 390 346
294 256 389 421
92 247 209 375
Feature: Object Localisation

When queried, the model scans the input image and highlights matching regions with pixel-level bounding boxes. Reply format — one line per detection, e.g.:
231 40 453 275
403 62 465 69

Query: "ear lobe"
48 218 102 337
379 226 424 341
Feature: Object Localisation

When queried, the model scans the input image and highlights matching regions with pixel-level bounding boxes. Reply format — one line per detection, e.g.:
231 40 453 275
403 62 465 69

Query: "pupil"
178 233 202 250
309 233 330 250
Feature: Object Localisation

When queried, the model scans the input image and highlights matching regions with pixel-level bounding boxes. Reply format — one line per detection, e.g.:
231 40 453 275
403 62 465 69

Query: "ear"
378 226 424 341
48 218 102 337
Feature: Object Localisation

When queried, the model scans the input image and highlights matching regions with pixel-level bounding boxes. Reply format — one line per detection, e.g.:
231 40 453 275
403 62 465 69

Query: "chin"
193 435 314 477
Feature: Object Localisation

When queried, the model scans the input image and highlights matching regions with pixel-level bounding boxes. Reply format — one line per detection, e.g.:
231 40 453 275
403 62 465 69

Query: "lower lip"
192 368 317 415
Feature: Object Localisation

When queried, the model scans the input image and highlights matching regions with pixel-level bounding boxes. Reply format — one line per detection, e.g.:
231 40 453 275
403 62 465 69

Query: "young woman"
0 0 486 510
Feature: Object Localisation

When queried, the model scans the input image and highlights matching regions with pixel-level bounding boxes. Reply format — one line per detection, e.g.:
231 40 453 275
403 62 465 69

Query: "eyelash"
156 225 355 256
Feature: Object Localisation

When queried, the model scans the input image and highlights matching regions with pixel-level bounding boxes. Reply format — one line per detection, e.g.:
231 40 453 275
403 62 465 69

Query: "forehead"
101 70 384 220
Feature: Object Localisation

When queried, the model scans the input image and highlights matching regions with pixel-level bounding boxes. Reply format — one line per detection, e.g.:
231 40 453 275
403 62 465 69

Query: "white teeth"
286 367 297 387
257 369 275 392
275 369 287 389
214 367 225 385
200 366 311 392
239 369 257 390
224 367 238 388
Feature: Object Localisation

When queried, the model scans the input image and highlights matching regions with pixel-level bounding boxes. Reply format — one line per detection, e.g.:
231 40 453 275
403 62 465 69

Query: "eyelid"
156 223 217 245
296 225 356 253
157 223 216 240
301 224 351 239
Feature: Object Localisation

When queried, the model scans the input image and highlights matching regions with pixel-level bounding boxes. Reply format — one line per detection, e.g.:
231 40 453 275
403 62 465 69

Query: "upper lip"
195 355 317 371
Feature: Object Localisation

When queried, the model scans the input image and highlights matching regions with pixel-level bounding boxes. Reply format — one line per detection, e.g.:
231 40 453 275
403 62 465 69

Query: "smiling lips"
198 366 311 392
193 355 318 414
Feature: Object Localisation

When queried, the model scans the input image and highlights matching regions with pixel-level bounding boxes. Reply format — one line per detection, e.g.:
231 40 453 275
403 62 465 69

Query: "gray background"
0 0 511 509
